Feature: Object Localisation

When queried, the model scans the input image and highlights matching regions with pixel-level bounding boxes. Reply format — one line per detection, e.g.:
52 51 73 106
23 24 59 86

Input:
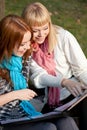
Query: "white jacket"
30 27 87 101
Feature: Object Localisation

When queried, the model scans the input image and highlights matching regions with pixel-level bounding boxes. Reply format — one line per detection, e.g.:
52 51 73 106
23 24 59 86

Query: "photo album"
1 90 87 125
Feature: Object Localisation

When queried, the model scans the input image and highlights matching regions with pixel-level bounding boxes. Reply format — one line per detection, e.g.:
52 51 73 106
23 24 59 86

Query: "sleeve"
63 30 87 85
30 59 64 89
0 78 11 94
22 57 30 84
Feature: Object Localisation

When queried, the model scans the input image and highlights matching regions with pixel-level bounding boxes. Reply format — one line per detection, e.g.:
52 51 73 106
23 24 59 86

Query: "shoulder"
54 25 74 40
54 25 66 35
55 26 78 48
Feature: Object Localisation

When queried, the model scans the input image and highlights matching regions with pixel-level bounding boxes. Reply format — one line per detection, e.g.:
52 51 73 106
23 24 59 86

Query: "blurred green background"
5 0 87 56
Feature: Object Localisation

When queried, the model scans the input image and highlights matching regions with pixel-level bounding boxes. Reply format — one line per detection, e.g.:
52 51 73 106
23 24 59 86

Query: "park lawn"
5 0 87 56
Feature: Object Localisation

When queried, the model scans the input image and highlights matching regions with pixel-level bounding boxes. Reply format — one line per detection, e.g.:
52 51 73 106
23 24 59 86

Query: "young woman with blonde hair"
22 2 87 130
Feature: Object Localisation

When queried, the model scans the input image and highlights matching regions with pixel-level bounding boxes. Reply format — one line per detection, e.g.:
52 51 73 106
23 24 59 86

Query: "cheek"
32 34 37 41
13 47 17 54
45 30 49 36
46 28 50 34
33 33 37 38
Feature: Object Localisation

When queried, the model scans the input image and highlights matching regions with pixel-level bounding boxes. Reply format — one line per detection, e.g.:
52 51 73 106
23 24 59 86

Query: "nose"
38 30 43 37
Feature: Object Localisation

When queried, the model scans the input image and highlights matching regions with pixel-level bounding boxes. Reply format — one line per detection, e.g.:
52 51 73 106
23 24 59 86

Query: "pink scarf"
32 40 60 108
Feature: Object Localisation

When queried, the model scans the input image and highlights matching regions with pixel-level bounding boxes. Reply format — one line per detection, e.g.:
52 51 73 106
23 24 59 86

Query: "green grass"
5 0 87 56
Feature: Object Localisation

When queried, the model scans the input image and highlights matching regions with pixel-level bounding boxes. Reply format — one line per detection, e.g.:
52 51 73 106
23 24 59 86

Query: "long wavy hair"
22 2 58 53
0 14 32 81
0 14 32 62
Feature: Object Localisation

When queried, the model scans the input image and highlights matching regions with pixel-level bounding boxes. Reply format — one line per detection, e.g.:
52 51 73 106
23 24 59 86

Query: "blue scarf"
0 55 41 117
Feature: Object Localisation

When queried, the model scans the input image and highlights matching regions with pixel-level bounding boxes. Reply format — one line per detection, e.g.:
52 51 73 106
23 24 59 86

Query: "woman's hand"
0 89 37 106
14 89 37 101
61 79 87 97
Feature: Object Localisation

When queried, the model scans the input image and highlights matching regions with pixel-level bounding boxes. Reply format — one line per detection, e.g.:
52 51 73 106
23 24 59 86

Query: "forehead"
22 31 31 43
31 23 49 30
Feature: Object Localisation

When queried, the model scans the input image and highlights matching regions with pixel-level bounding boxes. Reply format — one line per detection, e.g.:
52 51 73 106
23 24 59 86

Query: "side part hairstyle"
0 14 32 62
22 2 57 53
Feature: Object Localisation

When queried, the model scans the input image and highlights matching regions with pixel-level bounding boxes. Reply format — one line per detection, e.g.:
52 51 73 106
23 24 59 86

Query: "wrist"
11 91 19 100
61 78 69 87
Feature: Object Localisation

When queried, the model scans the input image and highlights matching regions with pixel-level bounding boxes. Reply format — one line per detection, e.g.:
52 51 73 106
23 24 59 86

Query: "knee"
55 117 79 130
66 116 76 124
61 117 79 130
59 116 76 125
45 122 57 130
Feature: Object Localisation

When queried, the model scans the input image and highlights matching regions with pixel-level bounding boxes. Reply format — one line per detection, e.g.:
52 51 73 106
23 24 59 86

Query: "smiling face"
32 23 49 44
13 31 31 57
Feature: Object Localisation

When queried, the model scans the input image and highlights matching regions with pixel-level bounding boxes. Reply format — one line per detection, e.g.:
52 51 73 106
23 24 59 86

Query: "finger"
74 86 83 96
70 87 80 97
28 94 35 98
74 90 81 97
81 84 87 89
75 86 83 95
70 90 77 97
68 87 77 97
28 90 37 96
27 94 35 100
28 92 37 98
31 90 37 96
27 97 33 100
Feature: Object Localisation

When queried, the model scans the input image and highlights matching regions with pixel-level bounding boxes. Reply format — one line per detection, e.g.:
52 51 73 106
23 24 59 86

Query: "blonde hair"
22 2 58 53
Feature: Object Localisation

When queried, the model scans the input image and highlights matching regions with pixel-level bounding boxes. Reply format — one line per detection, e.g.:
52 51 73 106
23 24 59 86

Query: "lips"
36 37 45 43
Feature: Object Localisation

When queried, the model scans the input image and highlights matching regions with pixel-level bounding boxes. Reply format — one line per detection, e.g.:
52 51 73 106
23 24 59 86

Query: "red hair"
0 14 32 61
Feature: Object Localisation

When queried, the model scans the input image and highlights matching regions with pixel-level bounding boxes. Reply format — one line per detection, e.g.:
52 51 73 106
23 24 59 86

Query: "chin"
37 40 44 44
17 54 23 57
35 38 45 44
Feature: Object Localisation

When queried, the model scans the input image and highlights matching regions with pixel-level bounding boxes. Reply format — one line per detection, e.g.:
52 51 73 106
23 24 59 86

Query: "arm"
0 89 37 106
0 91 17 106
64 30 87 85
30 59 87 97
30 59 64 88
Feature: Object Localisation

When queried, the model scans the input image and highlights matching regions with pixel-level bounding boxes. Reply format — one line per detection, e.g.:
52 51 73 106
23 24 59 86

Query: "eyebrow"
22 39 31 43
32 25 49 30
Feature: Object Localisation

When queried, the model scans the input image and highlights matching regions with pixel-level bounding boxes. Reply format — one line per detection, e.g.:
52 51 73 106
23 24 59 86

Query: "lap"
2 122 57 130
2 116 79 130
53 116 79 130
